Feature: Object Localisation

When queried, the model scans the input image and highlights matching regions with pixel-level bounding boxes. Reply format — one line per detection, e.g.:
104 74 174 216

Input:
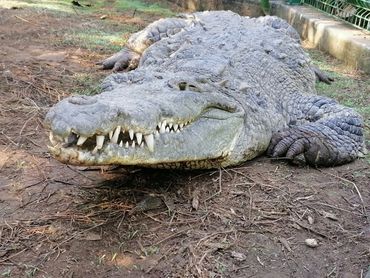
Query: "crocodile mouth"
45 87 245 168
48 119 191 154
47 107 243 168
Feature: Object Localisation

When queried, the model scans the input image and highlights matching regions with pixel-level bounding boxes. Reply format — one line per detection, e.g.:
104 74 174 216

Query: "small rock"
305 238 318 248
307 215 314 225
322 211 338 221
191 189 200 210
231 251 247 261
100 15 108 20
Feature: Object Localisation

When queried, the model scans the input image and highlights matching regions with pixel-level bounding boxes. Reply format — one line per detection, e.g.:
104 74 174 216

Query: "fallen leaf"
129 196 164 215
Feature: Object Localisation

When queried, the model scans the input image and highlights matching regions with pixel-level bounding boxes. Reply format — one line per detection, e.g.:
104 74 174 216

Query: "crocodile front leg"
97 48 141 71
97 17 194 71
267 96 365 166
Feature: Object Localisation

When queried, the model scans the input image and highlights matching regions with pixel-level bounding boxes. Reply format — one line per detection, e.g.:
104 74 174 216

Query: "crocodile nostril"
68 96 97 105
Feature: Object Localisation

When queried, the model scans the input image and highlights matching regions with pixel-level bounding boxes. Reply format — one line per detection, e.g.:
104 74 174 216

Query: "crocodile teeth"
174 124 178 131
160 123 166 134
119 141 123 147
136 132 142 145
96 135 105 149
131 141 136 148
49 132 57 145
77 136 88 146
165 127 170 133
144 134 154 152
109 131 113 139
111 126 121 144
168 123 173 129
155 130 160 138
125 141 129 148
92 146 98 154
179 123 184 128
129 129 134 140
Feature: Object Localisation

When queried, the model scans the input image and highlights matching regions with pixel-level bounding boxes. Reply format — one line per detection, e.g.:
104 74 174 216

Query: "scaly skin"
44 11 365 168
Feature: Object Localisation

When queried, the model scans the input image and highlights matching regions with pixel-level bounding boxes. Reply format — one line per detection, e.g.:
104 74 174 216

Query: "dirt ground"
0 1 369 277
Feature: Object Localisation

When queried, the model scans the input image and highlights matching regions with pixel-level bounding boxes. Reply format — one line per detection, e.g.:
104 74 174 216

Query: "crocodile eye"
178 82 187 91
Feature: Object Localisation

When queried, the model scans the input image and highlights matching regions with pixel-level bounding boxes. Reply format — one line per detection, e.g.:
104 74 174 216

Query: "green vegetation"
308 48 370 126
73 73 102 96
58 28 133 52
0 0 174 16
260 0 270 15
114 0 175 16
0 0 75 13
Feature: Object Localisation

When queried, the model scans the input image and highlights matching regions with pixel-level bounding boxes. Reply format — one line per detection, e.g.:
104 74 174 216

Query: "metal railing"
303 0 370 30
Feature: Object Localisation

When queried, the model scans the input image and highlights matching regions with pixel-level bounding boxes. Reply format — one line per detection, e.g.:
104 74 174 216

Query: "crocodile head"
44 71 257 169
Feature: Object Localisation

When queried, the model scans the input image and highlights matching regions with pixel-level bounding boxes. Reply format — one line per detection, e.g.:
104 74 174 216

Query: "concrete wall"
272 3 370 73
167 0 264 16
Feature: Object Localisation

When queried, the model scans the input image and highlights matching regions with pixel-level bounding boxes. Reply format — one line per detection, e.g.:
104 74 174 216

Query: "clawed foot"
267 127 342 166
312 66 334 85
96 48 140 72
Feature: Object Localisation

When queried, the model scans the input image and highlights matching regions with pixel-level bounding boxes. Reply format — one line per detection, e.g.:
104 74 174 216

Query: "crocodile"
45 11 365 169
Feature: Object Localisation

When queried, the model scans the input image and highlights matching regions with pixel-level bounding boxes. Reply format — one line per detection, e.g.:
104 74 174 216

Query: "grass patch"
0 0 78 13
308 49 370 124
114 0 175 16
0 0 174 16
53 18 141 52
59 29 129 52
72 73 103 96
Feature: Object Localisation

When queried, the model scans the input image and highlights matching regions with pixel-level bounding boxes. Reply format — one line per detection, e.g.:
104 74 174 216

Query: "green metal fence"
303 0 370 31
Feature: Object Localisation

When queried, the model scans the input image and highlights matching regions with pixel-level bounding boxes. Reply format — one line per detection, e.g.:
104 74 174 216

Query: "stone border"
272 2 370 73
